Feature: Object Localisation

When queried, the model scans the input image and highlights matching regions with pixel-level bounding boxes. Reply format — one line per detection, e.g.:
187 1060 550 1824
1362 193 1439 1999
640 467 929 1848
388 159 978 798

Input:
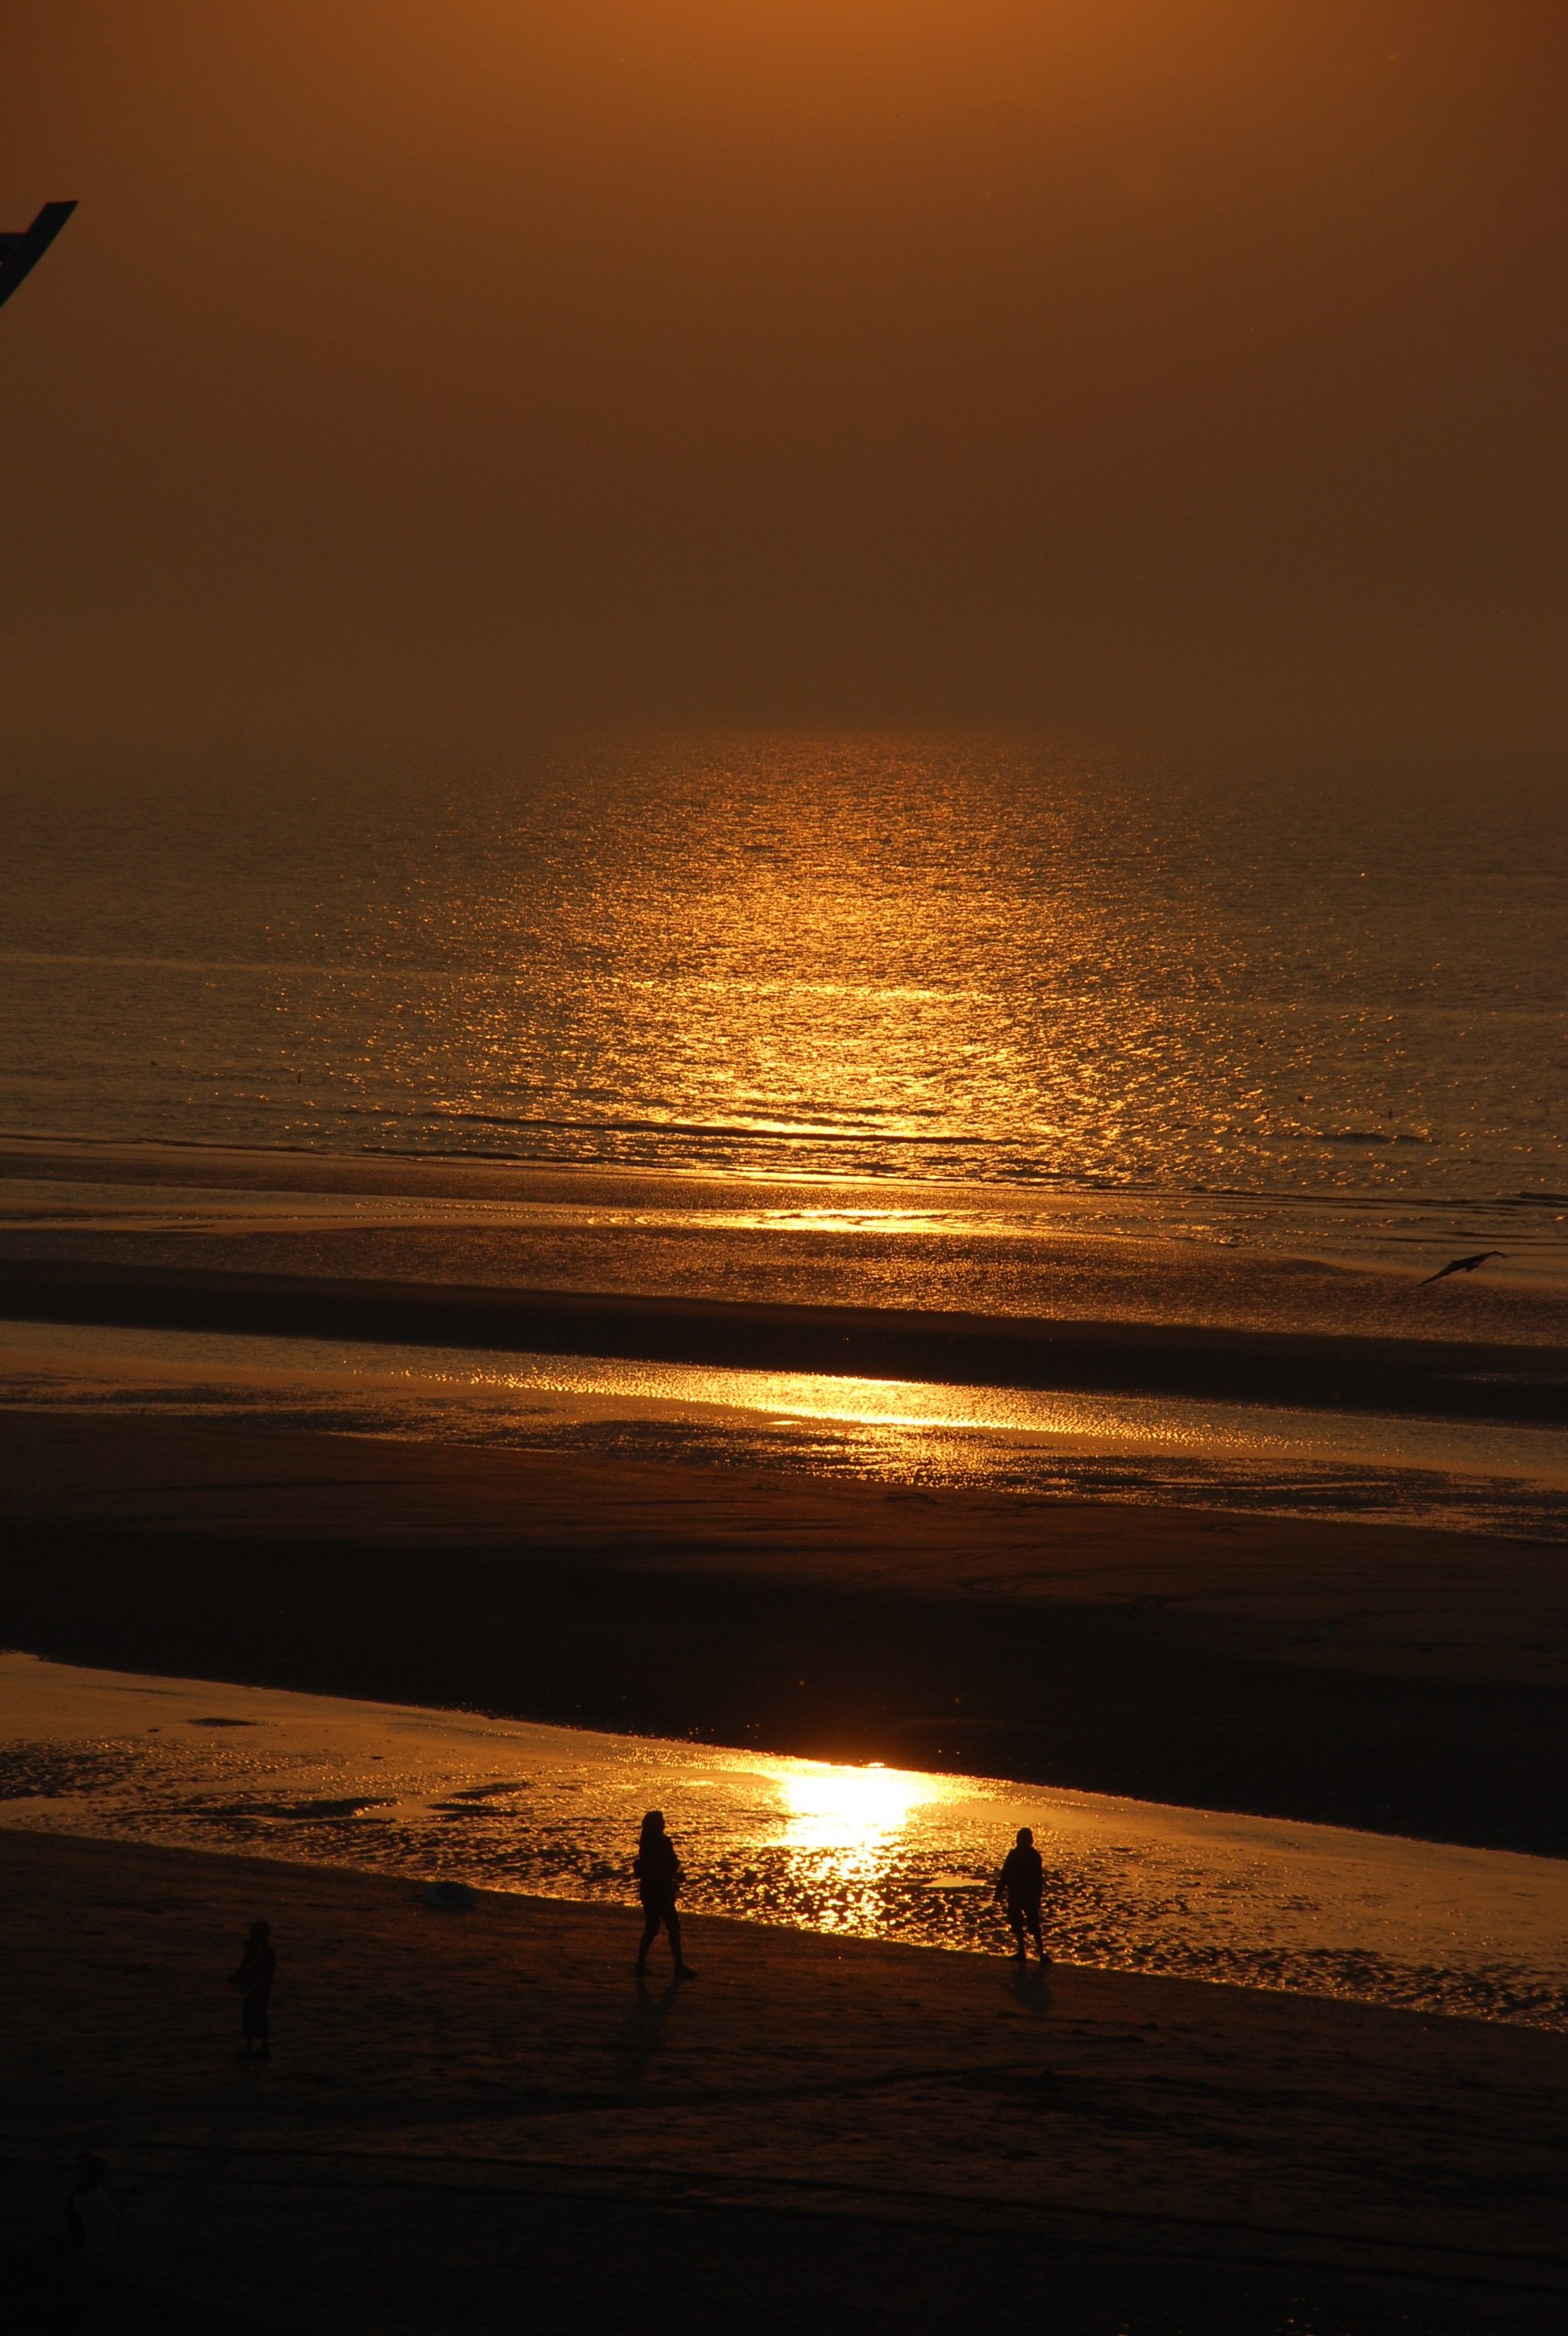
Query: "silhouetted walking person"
995 1826 1049 1964
229 1919 276 2055
634 1809 694 1979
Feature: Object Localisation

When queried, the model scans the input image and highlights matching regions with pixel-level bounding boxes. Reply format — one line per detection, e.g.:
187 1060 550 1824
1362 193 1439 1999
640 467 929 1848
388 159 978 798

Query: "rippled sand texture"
3 1654 1563 2031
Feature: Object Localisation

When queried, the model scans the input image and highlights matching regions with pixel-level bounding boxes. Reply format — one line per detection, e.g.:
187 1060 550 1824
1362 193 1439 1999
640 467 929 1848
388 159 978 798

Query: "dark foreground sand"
3 1414 1566 1854
2 1830 1565 2334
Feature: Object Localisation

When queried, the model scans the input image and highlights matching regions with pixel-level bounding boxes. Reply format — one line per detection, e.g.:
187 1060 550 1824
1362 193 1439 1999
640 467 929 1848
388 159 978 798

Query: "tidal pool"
2 1316 1566 1536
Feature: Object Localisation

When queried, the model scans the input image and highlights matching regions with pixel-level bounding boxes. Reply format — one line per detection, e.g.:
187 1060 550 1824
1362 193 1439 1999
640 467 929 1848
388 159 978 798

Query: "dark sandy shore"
3 1412 1566 1854
4 1255 1567 1423
4 1307 1566 2330
2 1829 1565 2334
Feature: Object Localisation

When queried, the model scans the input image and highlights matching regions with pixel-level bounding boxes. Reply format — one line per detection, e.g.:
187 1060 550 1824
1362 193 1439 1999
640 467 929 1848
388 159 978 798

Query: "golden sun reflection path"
4 740 1566 1216
775 1758 938 1854
768 1760 945 1935
3 1319 1567 1523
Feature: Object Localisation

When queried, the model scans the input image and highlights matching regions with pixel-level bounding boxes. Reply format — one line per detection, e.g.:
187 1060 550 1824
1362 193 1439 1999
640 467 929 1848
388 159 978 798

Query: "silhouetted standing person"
995 1826 1049 1964
229 1920 276 2056
634 1809 694 1979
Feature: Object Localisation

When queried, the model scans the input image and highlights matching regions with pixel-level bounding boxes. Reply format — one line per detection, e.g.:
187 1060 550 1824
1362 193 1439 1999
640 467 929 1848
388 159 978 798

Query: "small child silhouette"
229 1920 276 2055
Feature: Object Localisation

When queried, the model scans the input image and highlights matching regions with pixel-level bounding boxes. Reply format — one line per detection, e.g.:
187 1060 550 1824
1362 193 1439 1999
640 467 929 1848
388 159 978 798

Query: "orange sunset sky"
2 1 1565 765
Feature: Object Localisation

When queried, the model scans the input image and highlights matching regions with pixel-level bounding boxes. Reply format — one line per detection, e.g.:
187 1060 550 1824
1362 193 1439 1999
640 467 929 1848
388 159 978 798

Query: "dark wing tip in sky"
0 201 77 312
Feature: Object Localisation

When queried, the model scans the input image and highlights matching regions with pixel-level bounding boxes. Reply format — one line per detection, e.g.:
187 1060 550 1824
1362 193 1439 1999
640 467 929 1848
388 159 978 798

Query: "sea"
1 733 1566 1530
4 736 1567 2000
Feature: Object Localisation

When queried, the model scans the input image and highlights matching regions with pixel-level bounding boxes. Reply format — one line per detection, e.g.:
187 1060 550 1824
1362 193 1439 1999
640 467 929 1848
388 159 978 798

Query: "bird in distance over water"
634 1809 694 1980
0 202 76 311
1420 1251 1503 1286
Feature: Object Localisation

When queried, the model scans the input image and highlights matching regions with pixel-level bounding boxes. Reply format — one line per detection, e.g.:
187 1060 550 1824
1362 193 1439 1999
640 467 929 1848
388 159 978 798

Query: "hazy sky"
3 2 1565 761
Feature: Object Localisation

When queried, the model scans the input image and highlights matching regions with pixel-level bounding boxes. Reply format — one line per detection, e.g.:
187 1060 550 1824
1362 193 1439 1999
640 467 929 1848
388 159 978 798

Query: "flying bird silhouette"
0 202 77 311
1420 1250 1503 1286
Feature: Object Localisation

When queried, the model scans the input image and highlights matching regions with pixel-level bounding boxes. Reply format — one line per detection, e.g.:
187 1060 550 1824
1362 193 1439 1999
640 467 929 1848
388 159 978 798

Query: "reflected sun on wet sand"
770 1760 945 1929
774 1760 938 1856
3 1652 1565 2031
2 1316 1566 1538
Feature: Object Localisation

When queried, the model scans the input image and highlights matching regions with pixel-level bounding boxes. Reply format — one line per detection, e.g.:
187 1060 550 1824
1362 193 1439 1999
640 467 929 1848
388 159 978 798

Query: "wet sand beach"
4 1254 1567 1424
8 19 1568 2326
2 1829 1564 2334
6 1650 1565 2025
3 1412 1566 1854
3 1228 1564 2328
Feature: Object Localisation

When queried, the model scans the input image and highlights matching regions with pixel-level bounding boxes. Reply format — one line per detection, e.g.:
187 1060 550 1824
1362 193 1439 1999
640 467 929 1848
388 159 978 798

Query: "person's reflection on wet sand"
634 1809 694 1979
229 1919 276 2056
615 1971 685 2092
1006 1961 1053 2019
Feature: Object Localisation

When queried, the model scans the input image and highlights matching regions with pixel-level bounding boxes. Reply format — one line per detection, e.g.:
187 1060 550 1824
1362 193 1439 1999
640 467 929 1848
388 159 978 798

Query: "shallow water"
4 1315 1566 1537
2 742 1565 1237
3 1654 1563 2032
3 1145 1567 1337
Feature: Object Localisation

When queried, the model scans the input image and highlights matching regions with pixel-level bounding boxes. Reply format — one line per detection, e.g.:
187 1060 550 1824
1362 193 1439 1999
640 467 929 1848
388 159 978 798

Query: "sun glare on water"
764 1761 945 1933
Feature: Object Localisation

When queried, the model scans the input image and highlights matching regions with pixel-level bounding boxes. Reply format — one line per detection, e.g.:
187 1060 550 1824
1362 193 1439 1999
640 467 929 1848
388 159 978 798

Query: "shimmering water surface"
4 1655 1563 2032
3 1316 1566 1537
3 740 1565 1232
6 745 1562 2028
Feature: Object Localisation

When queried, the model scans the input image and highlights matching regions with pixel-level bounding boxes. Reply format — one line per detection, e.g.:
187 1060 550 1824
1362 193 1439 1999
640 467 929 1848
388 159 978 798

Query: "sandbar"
3 1412 1565 1854
3 1255 1566 1422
